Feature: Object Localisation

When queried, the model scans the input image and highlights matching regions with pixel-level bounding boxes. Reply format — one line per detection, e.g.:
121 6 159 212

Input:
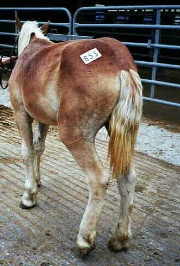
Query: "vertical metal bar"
72 9 78 35
14 10 18 34
150 9 161 98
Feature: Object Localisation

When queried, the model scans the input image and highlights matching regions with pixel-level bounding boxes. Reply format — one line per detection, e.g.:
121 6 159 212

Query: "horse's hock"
0 105 180 266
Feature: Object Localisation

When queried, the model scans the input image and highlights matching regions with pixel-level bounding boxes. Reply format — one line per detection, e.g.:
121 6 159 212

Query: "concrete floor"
0 106 180 266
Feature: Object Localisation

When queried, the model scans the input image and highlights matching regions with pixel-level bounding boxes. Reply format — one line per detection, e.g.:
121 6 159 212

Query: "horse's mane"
18 21 49 56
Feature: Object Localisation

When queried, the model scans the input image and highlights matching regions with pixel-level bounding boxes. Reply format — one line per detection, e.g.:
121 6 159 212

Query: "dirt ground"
0 105 180 266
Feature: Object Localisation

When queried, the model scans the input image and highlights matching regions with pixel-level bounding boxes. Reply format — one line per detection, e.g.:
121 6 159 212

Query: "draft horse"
9 18 143 256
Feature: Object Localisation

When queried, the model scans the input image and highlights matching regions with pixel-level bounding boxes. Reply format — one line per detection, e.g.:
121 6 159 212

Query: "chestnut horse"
8 18 143 256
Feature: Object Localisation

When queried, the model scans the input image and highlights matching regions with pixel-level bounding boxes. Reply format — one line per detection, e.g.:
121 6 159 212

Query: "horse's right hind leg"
13 109 37 209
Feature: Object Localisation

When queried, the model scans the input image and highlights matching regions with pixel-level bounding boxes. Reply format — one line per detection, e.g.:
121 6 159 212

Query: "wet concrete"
0 106 180 266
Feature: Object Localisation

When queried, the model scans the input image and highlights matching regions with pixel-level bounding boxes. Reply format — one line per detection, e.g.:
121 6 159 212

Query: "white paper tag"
80 48 102 64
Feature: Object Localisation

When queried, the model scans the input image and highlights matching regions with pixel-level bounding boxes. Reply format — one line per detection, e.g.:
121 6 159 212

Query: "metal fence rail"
73 5 180 107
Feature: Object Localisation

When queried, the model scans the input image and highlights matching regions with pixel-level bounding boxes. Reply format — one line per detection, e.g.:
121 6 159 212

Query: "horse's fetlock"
22 147 35 160
117 231 131 243
85 230 97 244
77 230 97 251
25 182 37 192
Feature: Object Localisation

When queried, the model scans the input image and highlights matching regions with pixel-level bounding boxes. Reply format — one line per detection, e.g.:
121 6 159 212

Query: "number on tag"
80 48 102 64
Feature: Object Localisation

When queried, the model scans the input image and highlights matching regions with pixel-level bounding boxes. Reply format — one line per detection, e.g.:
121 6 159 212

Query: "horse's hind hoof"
78 244 96 258
108 238 129 252
19 201 37 209
108 241 128 252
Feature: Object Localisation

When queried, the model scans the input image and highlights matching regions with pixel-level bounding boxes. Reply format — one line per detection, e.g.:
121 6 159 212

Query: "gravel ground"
1 87 180 167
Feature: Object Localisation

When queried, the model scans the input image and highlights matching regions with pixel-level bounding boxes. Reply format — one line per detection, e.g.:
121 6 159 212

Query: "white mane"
18 21 49 56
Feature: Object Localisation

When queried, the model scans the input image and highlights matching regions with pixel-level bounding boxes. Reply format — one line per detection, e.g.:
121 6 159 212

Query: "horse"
8 17 143 256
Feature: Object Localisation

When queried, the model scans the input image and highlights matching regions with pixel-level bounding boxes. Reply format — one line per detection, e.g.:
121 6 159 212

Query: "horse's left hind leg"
33 122 49 186
108 164 136 251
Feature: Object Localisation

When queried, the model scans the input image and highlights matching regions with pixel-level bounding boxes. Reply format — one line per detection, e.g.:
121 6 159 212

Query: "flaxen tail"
108 69 143 178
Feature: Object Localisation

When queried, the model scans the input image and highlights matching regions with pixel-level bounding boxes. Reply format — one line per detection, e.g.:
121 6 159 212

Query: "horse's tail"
108 69 143 178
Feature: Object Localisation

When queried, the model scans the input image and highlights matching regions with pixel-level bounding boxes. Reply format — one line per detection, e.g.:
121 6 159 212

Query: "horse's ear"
15 16 22 32
40 21 50 35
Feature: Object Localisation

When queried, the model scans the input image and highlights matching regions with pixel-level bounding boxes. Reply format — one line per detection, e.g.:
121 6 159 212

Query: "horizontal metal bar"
0 20 15 23
143 96 180 108
0 22 70 29
45 22 70 27
141 79 180 88
74 23 180 30
74 5 180 13
0 7 72 12
150 44 180 50
123 42 180 50
47 33 93 41
0 44 14 49
136 60 180 70
0 32 17 36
